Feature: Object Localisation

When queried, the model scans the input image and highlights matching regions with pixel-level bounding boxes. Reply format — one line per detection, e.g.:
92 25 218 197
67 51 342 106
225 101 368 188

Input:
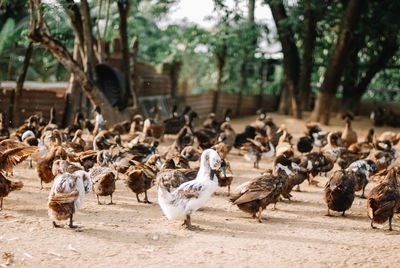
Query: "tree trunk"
28 0 122 125
278 83 291 115
64 38 84 126
63 0 85 62
118 0 135 107
341 37 399 113
340 44 360 114
237 57 247 116
341 89 362 114
312 91 335 123
12 42 33 127
268 0 301 118
171 61 181 97
258 60 267 108
311 0 364 124
80 0 98 80
237 0 256 116
213 45 227 113
298 0 317 111
356 38 399 93
131 35 139 104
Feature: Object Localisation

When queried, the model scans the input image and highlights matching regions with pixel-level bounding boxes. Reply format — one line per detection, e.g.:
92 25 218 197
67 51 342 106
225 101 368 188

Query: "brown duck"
324 170 355 216
125 156 161 203
0 173 23 210
230 166 289 223
368 167 400 231
37 146 67 189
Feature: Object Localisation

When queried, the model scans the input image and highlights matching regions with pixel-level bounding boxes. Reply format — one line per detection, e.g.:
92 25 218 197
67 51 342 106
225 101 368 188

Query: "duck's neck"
49 108 56 124
197 164 216 182
345 119 351 129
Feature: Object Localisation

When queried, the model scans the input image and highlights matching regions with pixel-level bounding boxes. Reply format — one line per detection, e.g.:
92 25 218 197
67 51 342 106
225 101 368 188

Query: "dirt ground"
2 112 400 267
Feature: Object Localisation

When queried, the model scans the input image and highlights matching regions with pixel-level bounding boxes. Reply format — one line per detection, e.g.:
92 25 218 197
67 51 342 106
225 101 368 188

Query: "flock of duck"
0 105 400 231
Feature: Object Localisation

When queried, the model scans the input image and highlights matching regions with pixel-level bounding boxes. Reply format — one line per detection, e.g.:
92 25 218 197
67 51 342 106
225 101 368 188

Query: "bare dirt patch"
1 112 400 267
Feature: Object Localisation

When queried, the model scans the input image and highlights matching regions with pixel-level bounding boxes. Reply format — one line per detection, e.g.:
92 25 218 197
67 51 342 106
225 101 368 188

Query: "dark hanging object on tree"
95 63 130 110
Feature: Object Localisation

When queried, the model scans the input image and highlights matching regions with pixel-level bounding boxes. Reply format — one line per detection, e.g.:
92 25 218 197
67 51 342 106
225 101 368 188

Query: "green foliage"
2 0 398 102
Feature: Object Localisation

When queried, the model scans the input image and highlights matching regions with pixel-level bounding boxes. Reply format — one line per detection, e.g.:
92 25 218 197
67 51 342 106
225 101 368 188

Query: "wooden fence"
0 81 68 127
1 80 400 127
185 90 279 120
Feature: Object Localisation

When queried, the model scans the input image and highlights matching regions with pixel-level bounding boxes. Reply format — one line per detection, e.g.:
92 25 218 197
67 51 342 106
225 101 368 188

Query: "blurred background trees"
1 0 399 124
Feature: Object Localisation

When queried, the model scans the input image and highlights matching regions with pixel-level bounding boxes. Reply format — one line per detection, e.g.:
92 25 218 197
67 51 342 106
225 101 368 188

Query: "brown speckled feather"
0 146 38 173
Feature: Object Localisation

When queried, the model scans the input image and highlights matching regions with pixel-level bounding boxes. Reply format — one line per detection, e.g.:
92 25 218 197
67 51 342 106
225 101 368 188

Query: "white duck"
48 170 92 228
93 105 105 135
158 149 223 230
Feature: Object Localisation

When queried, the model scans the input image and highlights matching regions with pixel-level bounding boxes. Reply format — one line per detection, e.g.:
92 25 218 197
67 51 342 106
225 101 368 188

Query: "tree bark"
62 0 85 62
131 35 139 103
28 0 122 125
12 42 33 127
118 0 136 108
278 83 291 115
268 0 301 118
298 0 317 111
237 56 247 116
258 60 267 108
64 38 84 126
341 38 399 113
237 0 256 116
340 42 360 114
81 0 98 80
213 44 227 113
311 0 364 124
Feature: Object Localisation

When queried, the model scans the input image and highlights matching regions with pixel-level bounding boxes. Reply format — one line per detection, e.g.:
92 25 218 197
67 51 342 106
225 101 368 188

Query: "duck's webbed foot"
69 214 78 229
107 194 114 205
53 221 62 228
144 191 152 204
97 195 103 205
325 208 333 217
258 206 263 223
183 215 199 231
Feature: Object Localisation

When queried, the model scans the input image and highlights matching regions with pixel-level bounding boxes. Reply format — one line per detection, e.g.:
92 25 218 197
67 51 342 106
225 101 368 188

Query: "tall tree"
297 0 318 111
339 0 400 113
268 0 301 118
118 0 136 107
311 0 364 124
237 0 257 115
341 38 399 113
12 42 33 126
28 0 123 125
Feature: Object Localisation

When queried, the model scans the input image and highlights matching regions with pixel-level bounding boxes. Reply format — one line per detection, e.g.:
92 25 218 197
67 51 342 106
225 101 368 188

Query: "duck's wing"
231 176 277 205
49 189 79 204
77 150 97 161
175 180 206 199
0 139 22 150
246 138 263 148
0 146 38 173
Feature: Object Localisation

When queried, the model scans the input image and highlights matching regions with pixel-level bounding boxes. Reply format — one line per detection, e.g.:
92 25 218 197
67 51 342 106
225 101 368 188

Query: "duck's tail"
157 185 177 220
157 184 174 203
10 180 23 192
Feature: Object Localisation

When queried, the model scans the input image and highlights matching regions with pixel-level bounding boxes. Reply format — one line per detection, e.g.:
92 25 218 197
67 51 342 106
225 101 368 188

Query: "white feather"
21 130 35 141
276 163 293 176
158 149 221 220
261 142 275 158
48 170 92 220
